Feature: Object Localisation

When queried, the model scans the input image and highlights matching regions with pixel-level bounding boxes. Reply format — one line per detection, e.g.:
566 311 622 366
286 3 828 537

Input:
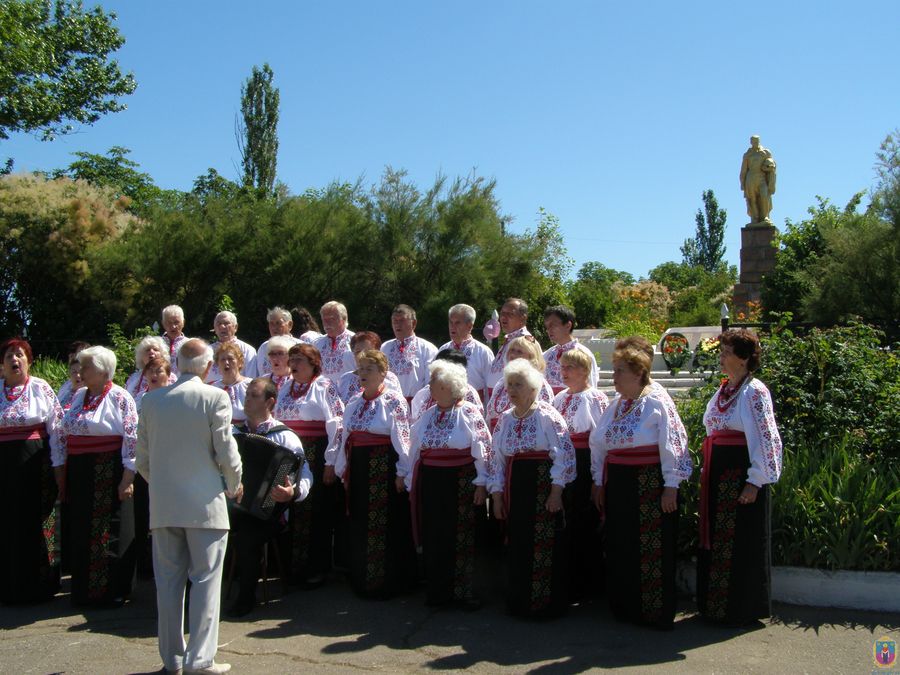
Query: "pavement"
1 574 898 674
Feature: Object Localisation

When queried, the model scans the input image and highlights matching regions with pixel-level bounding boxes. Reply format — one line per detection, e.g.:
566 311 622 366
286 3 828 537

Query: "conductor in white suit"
136 338 243 675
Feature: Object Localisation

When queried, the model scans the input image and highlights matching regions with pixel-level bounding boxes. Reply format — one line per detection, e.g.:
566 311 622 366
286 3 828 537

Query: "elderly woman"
552 348 609 602
274 343 345 586
489 359 576 618
57 341 90 410
160 305 188 375
292 305 323 344
335 349 415 598
698 329 782 625
56 346 139 607
337 331 403 405
400 360 492 608
210 342 250 424
125 336 174 407
486 335 554 432
589 339 692 628
408 349 482 424
253 306 300 378
261 334 294 389
0 339 64 603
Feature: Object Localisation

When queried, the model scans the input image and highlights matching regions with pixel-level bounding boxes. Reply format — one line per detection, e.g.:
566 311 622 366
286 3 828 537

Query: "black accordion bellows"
231 431 302 521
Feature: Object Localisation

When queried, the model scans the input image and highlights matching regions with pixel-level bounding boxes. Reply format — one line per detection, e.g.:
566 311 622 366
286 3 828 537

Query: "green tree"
681 189 727 272
567 261 633 328
648 260 737 326
237 63 279 195
0 0 136 141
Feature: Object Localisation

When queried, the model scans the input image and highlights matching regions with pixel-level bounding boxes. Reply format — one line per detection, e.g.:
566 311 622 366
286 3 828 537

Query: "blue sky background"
4 0 898 279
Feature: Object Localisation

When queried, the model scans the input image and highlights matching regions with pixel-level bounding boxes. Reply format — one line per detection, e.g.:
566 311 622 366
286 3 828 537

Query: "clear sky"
4 0 898 279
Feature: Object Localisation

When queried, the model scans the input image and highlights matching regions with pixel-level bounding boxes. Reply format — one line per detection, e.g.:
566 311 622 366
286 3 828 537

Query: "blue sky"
4 0 898 279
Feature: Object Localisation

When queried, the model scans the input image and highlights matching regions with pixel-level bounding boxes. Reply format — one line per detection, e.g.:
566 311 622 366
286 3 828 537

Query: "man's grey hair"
320 301 348 322
161 304 184 322
266 306 292 323
177 339 214 376
449 303 476 324
392 304 416 321
215 310 238 326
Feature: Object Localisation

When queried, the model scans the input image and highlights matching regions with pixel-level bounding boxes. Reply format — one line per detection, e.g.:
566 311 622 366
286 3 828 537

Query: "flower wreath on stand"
661 332 691 375
691 336 720 379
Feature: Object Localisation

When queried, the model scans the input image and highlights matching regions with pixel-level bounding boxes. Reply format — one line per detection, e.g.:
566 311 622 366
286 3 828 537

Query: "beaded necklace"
3 376 29 402
82 380 113 412
716 374 748 414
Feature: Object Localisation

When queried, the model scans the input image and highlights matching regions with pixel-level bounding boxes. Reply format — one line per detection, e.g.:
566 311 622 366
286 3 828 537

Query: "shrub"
30 356 68 391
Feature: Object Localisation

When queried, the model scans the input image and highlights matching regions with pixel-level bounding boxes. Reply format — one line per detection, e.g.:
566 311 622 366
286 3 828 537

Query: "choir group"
0 297 782 630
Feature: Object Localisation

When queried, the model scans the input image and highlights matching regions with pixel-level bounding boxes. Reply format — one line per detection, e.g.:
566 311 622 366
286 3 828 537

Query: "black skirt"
0 436 60 603
604 462 678 628
697 442 771 624
567 446 602 601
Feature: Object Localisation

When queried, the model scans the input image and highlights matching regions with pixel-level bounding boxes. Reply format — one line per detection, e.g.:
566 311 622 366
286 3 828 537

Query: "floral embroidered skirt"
505 458 569 618
697 442 771 624
419 462 481 605
604 463 678 628
0 438 60 603
346 442 416 598
66 451 135 605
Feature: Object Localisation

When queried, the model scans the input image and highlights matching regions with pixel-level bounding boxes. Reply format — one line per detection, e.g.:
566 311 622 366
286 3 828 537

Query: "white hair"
320 300 347 322
215 310 238 326
161 304 184 321
429 360 469 401
266 335 295 353
503 358 542 393
449 303 476 324
266 306 292 323
78 346 117 381
177 339 214 376
135 335 169 369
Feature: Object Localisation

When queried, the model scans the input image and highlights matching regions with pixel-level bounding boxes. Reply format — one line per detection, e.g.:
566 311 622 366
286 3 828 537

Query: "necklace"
82 380 112 412
290 376 315 400
613 385 650 422
4 376 29 402
716 374 748 413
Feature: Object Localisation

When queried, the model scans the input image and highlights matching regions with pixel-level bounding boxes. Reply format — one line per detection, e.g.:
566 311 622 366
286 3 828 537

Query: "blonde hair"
612 338 652 386
507 335 545 373
560 348 594 375
356 349 388 375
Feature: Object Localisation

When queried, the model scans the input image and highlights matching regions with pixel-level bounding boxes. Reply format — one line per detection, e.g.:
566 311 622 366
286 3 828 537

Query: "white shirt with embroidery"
337 370 403 405
703 377 783 487
252 336 302 377
589 394 692 488
274 376 345 466
57 384 138 470
486 327 534 390
488 401 576 493
486 378 555 428
313 330 356 378
162 334 188 375
0 376 63 454
298 330 322 345
125 370 176 409
552 388 609 436
381 335 439 399
207 338 257 382
57 380 82 410
409 382 483 425
403 401 493 491
334 389 411 483
437 337 494 393
243 417 313 501
542 340 600 390
210 378 250 424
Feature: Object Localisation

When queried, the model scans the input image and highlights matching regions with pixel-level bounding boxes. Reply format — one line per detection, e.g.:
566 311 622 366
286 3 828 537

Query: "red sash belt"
503 450 551 517
410 447 474 546
0 423 47 442
66 434 122 456
603 444 660 485
284 419 327 438
570 431 590 450
551 385 565 395
343 431 392 513
699 429 747 550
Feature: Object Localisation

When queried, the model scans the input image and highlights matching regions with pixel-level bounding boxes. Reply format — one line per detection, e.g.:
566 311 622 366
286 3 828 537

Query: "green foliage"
238 63 279 196
648 261 736 326
218 295 236 313
106 322 154 385
681 189 727 272
523 208 572 343
0 0 136 141
566 261 633 328
30 355 67 390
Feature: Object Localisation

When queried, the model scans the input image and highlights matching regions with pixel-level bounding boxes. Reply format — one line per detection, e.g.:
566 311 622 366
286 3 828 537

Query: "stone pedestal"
733 223 777 315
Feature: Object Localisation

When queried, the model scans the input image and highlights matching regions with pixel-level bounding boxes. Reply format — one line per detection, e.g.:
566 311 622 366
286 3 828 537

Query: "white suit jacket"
136 373 242 530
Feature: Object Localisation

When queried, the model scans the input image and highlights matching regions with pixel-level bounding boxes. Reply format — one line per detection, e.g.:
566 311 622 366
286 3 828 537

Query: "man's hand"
271 475 296 503
227 482 244 504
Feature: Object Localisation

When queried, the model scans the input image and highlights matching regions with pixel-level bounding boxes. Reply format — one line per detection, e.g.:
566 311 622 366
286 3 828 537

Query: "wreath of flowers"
661 332 691 374
691 336 720 374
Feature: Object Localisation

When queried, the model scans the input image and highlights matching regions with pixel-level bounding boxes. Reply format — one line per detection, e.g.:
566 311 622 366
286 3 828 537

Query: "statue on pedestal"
739 135 777 225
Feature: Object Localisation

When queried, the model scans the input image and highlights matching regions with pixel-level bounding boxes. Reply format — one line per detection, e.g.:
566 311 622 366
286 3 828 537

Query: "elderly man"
161 305 189 376
136 339 243 675
542 305 598 393
313 301 356 378
486 297 536 394
253 306 301 378
207 311 257 383
381 304 438 404
438 303 494 402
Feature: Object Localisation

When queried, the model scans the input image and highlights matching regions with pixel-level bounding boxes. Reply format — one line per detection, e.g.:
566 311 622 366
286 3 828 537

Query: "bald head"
178 338 214 376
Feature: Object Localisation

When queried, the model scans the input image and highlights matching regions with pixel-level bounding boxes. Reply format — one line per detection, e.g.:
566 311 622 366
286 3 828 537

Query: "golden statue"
740 135 777 225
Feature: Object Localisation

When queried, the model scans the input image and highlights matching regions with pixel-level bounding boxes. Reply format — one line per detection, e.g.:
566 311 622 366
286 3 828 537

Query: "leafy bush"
107 322 156 386
30 356 68 391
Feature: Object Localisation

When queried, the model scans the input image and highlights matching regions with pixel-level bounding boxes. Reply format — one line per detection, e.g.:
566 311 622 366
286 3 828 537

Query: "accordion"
230 429 302 521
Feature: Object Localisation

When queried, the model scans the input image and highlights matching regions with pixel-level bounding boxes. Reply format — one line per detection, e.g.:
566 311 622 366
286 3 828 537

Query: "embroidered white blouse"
409 382 483 425
253 336 301 377
552 388 609 436
337 370 403 405
0 376 63 453
542 340 600 390
334 390 411 483
486 378 555 428
486 327 535 391
56 379 81 410
210 378 250 424
274 376 345 466
56 384 138 470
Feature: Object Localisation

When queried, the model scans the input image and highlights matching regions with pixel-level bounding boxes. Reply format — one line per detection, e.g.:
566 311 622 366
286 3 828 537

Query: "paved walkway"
1 576 898 674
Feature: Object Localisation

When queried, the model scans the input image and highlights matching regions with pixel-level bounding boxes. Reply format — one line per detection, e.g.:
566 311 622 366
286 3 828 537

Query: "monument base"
733 223 778 317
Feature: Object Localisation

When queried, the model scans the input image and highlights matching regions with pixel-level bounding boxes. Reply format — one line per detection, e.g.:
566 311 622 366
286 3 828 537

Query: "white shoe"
184 663 231 674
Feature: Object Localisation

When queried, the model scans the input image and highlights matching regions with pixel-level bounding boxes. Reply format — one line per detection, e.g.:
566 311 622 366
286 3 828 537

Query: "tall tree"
0 0 136 141
681 189 727 272
236 63 279 195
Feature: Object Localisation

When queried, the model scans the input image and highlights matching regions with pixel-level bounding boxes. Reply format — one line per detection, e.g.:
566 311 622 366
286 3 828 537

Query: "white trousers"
152 527 228 672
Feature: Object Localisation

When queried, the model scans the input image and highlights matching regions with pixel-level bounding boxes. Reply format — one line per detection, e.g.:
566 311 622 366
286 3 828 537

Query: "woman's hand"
54 465 66 502
394 475 406 494
491 492 506 520
473 485 487 506
661 486 678 513
117 469 135 502
323 465 336 486
591 484 605 513
545 484 564 513
738 482 759 505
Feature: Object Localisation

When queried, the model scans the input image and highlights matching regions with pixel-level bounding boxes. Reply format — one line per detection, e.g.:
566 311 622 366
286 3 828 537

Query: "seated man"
228 378 312 618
